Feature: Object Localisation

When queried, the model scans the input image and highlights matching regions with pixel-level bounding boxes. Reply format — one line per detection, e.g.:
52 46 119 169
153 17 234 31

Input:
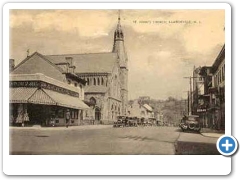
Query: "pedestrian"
65 109 71 128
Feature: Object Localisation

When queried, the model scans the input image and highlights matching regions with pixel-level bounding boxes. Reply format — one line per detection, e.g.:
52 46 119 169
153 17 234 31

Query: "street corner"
216 135 238 156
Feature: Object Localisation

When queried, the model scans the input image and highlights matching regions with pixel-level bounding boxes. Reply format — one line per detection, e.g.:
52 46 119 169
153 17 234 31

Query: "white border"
3 3 231 175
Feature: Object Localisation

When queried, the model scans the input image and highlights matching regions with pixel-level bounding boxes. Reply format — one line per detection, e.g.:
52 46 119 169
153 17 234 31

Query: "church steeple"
113 10 124 43
112 10 128 116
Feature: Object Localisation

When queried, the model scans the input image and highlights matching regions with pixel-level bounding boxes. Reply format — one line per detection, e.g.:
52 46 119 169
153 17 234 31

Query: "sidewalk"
200 128 225 138
175 129 222 155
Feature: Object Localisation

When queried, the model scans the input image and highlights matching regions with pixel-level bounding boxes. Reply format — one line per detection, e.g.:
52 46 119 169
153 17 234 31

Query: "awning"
28 89 55 105
10 87 89 110
10 87 37 103
44 89 89 109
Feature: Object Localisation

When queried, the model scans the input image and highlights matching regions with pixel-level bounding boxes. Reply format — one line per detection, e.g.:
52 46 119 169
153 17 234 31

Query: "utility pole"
187 91 189 115
184 77 193 115
183 91 190 115
184 76 200 115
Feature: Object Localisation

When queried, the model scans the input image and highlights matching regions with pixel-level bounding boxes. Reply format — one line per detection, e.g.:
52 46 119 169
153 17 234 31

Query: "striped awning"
10 87 89 110
10 87 37 103
44 89 89 109
28 89 55 105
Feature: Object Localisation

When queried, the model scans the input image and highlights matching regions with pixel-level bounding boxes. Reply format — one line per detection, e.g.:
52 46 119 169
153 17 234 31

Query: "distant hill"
129 97 187 125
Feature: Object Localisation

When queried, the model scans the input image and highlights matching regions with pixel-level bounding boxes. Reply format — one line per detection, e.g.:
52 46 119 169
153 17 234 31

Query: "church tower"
112 11 128 115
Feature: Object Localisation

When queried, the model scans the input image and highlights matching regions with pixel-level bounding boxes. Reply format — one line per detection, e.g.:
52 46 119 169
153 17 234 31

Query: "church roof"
45 52 118 74
84 86 108 93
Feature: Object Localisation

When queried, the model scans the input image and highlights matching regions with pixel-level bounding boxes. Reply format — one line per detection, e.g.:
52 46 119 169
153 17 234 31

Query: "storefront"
9 74 89 127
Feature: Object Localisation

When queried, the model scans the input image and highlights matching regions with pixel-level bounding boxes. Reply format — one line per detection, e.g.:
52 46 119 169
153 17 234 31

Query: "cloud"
9 9 225 100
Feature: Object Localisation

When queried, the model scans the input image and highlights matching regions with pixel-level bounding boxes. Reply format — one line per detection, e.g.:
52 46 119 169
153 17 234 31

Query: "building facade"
209 45 225 130
10 14 128 125
128 100 154 120
191 45 225 130
10 52 89 126
44 15 128 124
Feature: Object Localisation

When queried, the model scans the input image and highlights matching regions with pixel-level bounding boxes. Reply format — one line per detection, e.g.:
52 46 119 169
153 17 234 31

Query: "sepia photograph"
8 8 226 156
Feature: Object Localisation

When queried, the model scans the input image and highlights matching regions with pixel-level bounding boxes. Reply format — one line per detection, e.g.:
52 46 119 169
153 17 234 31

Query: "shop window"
57 109 64 118
74 111 78 119
71 110 75 119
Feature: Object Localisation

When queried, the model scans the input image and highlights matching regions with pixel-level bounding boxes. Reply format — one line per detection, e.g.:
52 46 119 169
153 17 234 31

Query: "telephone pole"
183 91 190 115
184 76 199 115
184 77 193 115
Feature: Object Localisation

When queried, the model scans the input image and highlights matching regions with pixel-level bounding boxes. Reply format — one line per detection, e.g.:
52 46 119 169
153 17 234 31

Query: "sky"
9 9 225 100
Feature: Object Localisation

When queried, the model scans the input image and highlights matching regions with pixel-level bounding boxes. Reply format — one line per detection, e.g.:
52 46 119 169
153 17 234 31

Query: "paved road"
9 125 219 155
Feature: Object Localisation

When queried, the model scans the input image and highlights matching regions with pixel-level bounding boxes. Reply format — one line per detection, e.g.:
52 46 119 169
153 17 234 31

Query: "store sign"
10 81 40 87
197 109 206 112
10 81 79 97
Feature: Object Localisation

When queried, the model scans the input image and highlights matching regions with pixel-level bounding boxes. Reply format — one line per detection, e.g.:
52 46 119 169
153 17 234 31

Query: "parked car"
128 117 138 127
113 116 127 128
179 115 201 133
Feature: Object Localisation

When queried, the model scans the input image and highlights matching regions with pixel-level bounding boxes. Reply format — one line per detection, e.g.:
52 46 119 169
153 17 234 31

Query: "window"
219 70 222 83
94 78 96 85
98 78 100 85
87 78 90 85
71 110 75 119
55 120 59 123
74 83 77 87
74 111 78 119
102 77 104 85
56 109 64 118
223 65 225 81
90 97 96 106
67 80 71 85
71 120 74 124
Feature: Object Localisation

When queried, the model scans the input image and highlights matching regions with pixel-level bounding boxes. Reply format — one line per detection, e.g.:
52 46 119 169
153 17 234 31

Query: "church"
46 15 128 123
10 13 128 125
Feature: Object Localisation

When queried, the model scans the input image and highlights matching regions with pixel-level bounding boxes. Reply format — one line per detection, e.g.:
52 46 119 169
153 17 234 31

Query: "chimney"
65 57 76 73
65 57 73 66
9 59 15 72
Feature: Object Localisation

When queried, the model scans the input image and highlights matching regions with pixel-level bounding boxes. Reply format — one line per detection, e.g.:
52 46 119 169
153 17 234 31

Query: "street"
10 125 220 155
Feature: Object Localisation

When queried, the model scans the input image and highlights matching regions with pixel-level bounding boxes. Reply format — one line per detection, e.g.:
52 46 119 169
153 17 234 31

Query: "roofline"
64 73 86 85
76 72 111 75
46 52 117 57
85 92 106 94
212 44 225 73
13 52 64 74
9 73 80 93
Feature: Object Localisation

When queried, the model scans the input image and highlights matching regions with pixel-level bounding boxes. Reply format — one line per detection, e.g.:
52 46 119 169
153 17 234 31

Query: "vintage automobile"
128 117 138 127
179 115 201 133
113 116 127 128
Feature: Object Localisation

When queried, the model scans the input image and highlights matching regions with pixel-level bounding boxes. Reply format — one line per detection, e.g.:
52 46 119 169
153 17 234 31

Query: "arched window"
90 97 96 106
94 78 96 85
101 77 104 85
98 78 100 85
87 78 90 86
